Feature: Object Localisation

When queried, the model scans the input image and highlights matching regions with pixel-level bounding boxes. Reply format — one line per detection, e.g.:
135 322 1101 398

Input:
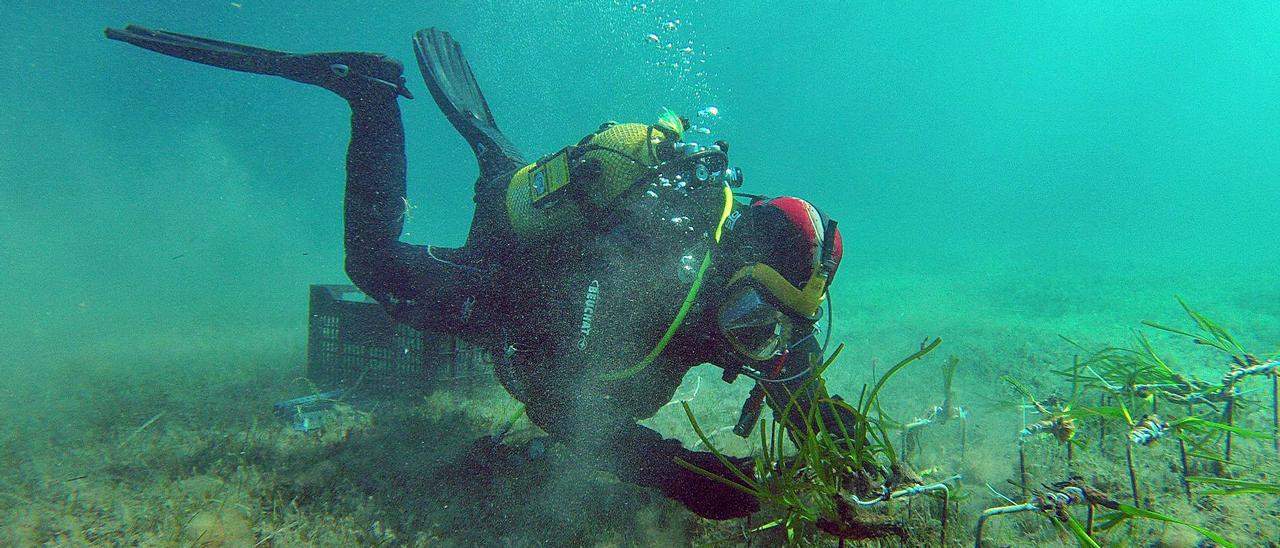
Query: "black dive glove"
585 426 760 521
659 442 760 520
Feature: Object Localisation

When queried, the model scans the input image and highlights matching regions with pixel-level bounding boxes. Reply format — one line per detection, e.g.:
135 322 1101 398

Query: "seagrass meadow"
2 2 1278 546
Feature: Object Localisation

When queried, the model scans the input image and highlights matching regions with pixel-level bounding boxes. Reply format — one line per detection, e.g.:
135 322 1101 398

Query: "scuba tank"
504 113 685 242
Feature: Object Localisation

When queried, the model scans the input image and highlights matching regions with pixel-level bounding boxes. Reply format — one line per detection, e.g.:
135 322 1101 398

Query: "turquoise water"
2 2 1277 545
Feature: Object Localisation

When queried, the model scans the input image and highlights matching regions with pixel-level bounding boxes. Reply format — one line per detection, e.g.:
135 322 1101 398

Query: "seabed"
3 267 1276 546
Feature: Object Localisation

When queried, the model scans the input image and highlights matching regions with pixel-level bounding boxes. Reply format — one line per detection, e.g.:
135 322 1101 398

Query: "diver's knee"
344 252 387 296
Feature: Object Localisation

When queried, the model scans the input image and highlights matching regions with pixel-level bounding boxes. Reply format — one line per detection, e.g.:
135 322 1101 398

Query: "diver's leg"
413 27 526 178
106 25 488 335
340 78 491 337
104 25 412 101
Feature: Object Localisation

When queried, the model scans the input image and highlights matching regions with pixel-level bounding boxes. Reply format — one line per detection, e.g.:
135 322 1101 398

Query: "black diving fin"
104 25 413 101
413 28 525 178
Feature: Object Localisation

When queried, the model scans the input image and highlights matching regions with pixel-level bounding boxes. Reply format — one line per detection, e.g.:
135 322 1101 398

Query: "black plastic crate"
306 284 490 392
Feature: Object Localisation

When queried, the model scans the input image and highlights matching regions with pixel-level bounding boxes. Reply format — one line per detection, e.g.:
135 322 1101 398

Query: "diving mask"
717 284 795 361
717 219 840 361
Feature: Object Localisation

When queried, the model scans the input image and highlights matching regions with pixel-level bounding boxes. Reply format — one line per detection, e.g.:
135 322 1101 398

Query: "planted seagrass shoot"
894 355 966 464
1052 298 1276 526
679 338 962 545
1127 411 1272 504
974 475 1235 548
975 476 1118 548
1002 376 1077 498
1143 298 1279 462
1184 476 1280 496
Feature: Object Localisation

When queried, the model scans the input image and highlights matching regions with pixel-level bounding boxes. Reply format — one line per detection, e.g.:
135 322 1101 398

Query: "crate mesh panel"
306 285 490 392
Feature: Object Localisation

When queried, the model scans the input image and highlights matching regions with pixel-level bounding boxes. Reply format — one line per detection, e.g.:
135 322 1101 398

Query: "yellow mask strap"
728 263 828 321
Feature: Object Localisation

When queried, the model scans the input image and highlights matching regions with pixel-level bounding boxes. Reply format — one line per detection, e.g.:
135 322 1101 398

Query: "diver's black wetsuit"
339 95 757 518
106 25 839 521
340 87 842 519
341 98 505 339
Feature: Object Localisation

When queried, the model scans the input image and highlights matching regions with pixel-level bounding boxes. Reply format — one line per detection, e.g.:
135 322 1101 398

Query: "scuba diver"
106 24 849 521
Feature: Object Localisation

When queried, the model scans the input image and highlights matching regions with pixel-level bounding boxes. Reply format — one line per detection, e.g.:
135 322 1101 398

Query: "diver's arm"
563 420 759 520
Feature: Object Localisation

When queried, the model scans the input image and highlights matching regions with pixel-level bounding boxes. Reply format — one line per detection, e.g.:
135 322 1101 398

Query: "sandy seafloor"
2 1 1279 546
2 263 1276 546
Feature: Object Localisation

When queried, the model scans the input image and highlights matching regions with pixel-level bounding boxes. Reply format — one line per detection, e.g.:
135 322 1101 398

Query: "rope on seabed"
974 479 1120 548
903 406 944 432
847 474 963 506
986 483 1018 505
1223 359 1278 387
690 425 734 449
1128 415 1167 446
661 375 702 409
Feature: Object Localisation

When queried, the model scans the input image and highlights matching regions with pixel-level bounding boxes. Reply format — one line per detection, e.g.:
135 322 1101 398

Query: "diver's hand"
668 451 760 520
